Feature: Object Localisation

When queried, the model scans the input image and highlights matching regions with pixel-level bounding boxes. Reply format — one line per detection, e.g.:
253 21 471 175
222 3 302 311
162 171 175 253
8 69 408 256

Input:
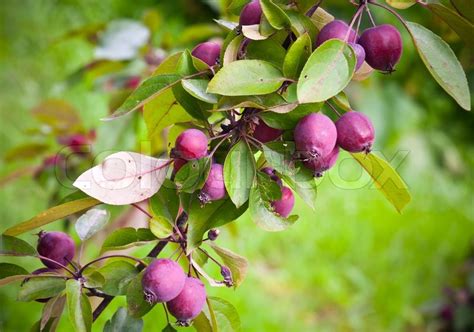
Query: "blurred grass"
1 0 473 331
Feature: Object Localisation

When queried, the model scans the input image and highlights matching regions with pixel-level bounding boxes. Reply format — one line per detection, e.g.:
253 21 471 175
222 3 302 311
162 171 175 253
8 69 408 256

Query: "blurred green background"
0 0 473 331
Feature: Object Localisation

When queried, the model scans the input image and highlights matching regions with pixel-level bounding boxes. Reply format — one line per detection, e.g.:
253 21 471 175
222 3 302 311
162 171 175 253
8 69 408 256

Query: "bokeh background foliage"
0 0 473 331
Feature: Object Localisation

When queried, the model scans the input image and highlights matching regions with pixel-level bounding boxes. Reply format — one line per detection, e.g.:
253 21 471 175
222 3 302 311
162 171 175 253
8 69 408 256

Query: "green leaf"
260 0 290 29
183 194 248 250
175 157 212 194
406 21 471 110
426 2 474 45
286 10 318 44
331 91 352 112
143 89 192 139
450 0 474 22
224 140 256 207
41 295 66 331
208 60 285 96
193 312 213 332
249 184 298 231
262 142 318 210
75 208 110 241
126 271 154 318
4 143 50 162
4 198 100 236
260 103 322 130
256 172 282 202
149 181 179 238
18 277 66 302
66 279 92 332
352 152 411 213
101 228 156 253
385 0 416 9
208 243 248 287
32 99 83 135
162 323 178 332
104 307 143 332
98 261 138 296
283 33 312 79
207 297 241 332
0 235 36 256
223 34 244 66
216 94 288 112
107 74 182 119
297 39 356 103
182 79 219 104
246 39 286 69
0 263 29 279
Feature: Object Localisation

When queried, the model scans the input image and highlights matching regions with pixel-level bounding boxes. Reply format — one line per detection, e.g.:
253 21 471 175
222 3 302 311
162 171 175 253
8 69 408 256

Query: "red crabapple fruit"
252 119 283 143
261 167 282 186
37 231 75 269
335 111 375 153
239 0 263 26
166 277 207 325
294 113 338 161
358 24 402 73
199 163 226 203
316 20 357 46
303 145 339 177
142 259 186 303
174 129 209 160
271 186 295 218
191 42 221 67
349 42 366 71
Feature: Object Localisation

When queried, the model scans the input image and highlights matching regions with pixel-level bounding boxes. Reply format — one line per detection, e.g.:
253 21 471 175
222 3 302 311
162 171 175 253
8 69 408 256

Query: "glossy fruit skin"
294 113 338 161
166 277 207 324
335 111 375 153
271 186 295 218
191 42 221 67
252 119 283 143
316 20 357 46
261 167 282 186
349 43 366 71
142 259 186 304
239 0 262 26
199 163 226 203
304 145 339 177
37 231 75 269
174 129 209 160
358 24 402 72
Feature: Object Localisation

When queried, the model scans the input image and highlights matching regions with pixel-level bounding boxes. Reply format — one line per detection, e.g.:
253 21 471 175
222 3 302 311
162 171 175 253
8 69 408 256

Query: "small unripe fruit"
166 277 207 325
37 231 75 269
271 186 295 218
142 259 186 303
358 24 402 73
174 129 209 160
220 266 233 287
349 43 366 71
207 229 220 241
199 163 226 204
335 111 375 153
239 0 263 26
261 167 282 186
294 113 337 161
316 20 357 46
58 134 89 154
191 42 221 67
252 119 283 143
304 146 339 177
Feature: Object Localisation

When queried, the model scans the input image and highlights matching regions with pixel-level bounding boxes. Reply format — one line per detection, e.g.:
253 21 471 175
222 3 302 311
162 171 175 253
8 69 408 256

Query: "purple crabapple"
335 111 375 153
294 113 338 161
349 42 366 71
304 145 339 177
239 0 263 26
261 167 282 186
166 277 207 325
199 163 226 204
271 186 295 218
37 231 75 269
174 129 209 160
252 119 283 143
358 24 402 73
316 20 357 46
191 42 221 67
142 259 186 303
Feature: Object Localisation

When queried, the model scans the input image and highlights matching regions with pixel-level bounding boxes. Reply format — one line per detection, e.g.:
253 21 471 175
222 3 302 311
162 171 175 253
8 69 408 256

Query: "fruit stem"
368 0 410 32
36 255 78 277
131 203 153 219
197 248 223 267
162 303 170 324
78 255 147 275
365 4 377 27
346 2 366 42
